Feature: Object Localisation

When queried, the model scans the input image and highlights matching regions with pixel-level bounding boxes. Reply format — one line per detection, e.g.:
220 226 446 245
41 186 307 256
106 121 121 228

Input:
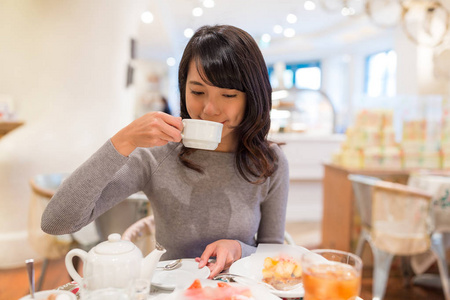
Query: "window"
295 67 321 90
268 61 321 90
364 50 397 97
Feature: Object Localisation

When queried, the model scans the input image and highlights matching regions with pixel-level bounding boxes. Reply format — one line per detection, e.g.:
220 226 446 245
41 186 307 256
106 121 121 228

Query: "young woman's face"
185 60 246 152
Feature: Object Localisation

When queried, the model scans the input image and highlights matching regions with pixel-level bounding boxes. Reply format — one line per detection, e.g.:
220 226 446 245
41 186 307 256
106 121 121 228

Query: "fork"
214 273 303 291
213 273 277 291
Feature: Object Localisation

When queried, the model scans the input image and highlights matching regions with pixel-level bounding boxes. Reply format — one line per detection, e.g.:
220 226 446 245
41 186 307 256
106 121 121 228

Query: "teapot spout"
140 242 166 280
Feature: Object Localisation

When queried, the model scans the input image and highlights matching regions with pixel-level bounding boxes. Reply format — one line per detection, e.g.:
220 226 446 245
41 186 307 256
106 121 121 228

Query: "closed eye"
190 90 204 95
223 94 237 98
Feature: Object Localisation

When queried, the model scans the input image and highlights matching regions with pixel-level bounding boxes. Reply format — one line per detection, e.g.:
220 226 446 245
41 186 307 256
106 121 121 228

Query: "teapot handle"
65 248 87 284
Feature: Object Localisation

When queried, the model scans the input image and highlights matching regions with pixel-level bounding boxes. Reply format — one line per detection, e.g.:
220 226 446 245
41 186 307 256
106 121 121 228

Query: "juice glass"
301 249 362 300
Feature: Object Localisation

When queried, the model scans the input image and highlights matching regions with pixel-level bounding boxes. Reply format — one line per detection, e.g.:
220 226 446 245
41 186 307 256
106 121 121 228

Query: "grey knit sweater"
41 140 289 260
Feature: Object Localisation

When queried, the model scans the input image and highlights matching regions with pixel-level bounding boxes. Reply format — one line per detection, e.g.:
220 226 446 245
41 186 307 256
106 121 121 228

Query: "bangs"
192 39 245 92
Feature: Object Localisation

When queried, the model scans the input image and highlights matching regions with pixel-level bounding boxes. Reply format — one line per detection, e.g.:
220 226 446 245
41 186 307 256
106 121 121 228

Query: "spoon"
25 259 35 299
157 259 182 271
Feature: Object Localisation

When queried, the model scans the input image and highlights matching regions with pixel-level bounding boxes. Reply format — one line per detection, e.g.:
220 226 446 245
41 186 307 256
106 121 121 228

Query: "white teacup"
181 119 223 150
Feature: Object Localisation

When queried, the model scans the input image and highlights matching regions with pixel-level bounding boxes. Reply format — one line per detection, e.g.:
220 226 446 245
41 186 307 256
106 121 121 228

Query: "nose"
202 96 220 116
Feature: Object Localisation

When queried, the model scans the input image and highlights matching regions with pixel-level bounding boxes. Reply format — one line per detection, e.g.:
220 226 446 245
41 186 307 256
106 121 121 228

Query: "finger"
158 119 183 142
196 257 215 267
157 112 183 131
198 245 216 268
145 118 180 144
205 263 216 279
157 130 177 143
139 128 172 147
209 253 227 279
209 250 228 278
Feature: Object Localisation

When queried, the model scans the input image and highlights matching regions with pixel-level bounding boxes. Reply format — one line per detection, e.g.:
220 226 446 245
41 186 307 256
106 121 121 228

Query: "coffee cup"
181 119 223 150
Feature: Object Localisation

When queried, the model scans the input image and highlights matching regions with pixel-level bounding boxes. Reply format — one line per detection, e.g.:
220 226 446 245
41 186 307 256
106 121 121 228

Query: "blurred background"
1 0 450 269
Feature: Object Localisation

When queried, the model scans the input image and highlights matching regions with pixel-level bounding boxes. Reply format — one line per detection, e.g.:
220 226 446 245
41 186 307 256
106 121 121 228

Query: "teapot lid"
94 233 135 255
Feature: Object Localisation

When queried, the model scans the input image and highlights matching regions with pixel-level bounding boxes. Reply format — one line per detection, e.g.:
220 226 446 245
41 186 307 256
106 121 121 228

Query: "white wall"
0 0 147 268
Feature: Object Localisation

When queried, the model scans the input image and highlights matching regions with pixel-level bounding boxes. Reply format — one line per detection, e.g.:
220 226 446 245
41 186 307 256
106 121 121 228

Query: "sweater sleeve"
241 145 290 257
41 140 148 235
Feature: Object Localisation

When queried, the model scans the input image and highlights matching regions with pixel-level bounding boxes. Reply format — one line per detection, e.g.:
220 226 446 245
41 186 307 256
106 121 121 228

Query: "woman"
41 25 289 278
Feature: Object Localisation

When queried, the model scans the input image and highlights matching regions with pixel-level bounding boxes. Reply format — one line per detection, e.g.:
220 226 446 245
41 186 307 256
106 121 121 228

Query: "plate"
19 290 77 300
152 259 210 291
152 278 280 300
229 255 305 298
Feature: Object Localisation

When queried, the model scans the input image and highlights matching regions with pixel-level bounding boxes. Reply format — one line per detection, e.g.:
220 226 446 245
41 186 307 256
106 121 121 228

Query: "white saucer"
19 290 76 300
152 259 210 291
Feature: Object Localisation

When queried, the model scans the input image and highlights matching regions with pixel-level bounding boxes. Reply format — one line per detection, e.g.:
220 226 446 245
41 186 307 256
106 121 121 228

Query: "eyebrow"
188 80 204 86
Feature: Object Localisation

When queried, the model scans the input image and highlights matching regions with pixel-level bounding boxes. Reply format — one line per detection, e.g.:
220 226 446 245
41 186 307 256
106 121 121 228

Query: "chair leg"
355 232 366 258
37 258 49 291
371 247 394 300
430 233 450 300
400 256 413 287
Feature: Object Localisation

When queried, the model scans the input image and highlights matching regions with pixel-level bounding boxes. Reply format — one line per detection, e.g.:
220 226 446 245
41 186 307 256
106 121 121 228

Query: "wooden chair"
29 173 150 289
28 174 76 291
407 172 450 292
122 215 156 256
348 174 450 300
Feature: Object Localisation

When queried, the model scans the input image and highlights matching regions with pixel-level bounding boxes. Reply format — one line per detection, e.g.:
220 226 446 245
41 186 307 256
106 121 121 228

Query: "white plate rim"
229 256 304 298
19 290 77 300
151 259 210 291
152 278 280 300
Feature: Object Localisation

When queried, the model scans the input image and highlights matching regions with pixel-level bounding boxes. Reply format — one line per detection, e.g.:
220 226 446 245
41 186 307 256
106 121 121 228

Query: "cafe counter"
269 133 345 223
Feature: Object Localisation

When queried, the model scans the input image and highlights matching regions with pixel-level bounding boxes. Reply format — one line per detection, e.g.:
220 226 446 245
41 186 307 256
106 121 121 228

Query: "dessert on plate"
44 294 71 300
184 279 254 300
262 256 302 290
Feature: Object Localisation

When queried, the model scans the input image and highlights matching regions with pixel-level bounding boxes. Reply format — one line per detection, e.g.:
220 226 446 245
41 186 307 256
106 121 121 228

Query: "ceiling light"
286 13 298 24
273 25 283 34
319 0 450 47
366 0 403 28
341 7 356 16
304 0 316 11
141 11 154 24
166 57 176 67
203 0 215 8
261 34 271 43
192 7 203 17
283 28 296 37
184 28 194 38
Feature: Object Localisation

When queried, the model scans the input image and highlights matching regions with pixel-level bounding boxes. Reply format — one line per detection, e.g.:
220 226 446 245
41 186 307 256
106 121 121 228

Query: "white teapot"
65 233 166 289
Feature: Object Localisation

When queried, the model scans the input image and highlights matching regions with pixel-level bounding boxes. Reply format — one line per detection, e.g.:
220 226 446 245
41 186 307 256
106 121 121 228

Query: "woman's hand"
195 239 242 279
111 112 183 156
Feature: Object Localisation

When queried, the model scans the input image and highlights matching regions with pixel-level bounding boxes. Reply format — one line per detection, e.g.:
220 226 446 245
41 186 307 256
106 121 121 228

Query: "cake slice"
262 256 302 290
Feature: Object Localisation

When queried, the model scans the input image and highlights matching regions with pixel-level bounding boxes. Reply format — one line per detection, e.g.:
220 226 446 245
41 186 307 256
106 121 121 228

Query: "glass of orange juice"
301 249 362 300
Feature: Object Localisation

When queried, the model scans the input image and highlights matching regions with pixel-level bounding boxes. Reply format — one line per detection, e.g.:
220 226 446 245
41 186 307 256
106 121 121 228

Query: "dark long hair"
178 25 277 184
